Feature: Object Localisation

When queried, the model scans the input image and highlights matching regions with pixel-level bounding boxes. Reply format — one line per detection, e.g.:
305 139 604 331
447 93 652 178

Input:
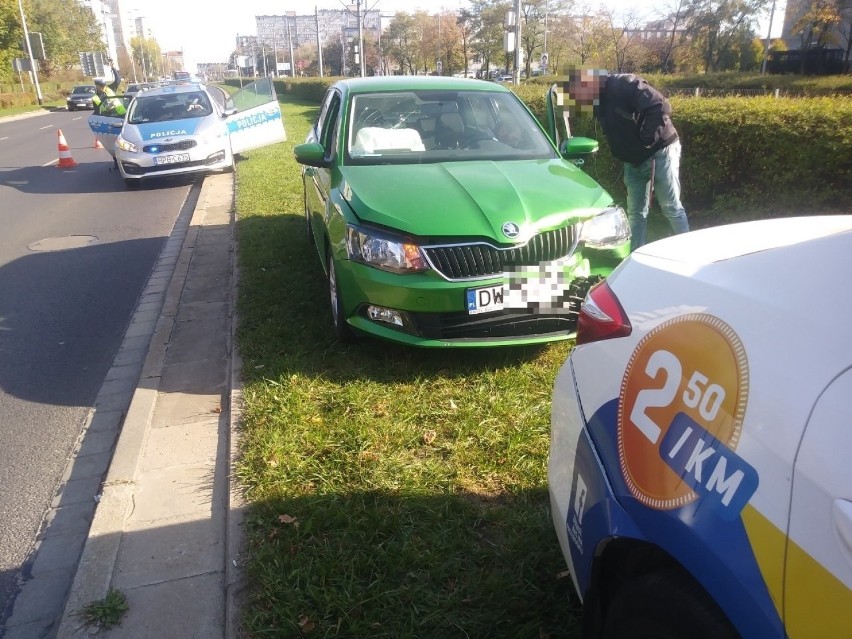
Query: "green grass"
76 588 129 630
233 96 582 637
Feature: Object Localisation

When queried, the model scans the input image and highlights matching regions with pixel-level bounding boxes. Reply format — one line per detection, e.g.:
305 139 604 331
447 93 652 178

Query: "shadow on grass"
240 487 582 639
235 213 563 386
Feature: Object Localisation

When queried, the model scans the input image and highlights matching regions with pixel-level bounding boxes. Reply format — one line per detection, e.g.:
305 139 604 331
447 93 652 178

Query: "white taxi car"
89 79 286 188
549 215 852 638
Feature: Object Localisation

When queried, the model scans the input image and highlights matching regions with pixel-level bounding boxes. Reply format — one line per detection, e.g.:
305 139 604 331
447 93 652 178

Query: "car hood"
339 159 611 241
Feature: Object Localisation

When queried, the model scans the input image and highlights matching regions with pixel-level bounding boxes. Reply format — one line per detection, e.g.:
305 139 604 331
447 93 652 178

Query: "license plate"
154 153 190 165
466 284 504 315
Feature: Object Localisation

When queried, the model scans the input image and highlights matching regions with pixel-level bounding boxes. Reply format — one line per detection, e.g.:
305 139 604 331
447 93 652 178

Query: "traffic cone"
56 130 78 168
93 136 104 149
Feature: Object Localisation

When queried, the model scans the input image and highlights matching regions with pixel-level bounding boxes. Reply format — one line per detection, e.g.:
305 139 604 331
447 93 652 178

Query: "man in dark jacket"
567 68 689 251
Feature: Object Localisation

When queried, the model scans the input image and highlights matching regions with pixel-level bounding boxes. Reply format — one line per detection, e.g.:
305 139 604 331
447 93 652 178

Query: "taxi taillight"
576 280 632 345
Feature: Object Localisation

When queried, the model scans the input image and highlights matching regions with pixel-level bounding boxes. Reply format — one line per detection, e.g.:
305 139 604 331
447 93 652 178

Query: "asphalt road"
0 108 199 627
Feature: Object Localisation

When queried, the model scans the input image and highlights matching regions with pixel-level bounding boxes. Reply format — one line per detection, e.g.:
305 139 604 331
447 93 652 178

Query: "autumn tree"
21 0 102 77
1 0 22 84
383 12 420 74
683 0 769 72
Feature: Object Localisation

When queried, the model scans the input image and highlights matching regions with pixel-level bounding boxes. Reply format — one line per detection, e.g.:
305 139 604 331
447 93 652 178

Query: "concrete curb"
55 172 238 639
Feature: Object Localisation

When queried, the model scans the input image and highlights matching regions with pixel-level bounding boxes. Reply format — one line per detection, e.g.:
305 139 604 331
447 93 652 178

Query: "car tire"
601 569 739 639
68 105 75 112
327 252 355 343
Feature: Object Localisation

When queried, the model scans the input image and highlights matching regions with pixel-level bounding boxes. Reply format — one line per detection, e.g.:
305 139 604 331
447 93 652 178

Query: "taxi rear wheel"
601 569 739 639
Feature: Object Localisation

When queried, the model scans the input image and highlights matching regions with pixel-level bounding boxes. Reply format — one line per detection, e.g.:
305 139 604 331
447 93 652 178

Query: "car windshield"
73 86 95 94
127 91 214 124
345 89 556 165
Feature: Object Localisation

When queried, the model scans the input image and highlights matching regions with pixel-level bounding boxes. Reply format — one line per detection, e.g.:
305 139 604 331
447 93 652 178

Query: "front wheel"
601 569 740 639
327 252 355 343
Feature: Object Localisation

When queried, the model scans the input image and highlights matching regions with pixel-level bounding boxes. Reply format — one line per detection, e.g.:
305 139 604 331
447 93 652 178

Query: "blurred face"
571 71 600 105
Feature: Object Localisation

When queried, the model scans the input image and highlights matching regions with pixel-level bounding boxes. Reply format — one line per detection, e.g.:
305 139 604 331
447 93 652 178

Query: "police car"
549 215 852 638
88 79 286 188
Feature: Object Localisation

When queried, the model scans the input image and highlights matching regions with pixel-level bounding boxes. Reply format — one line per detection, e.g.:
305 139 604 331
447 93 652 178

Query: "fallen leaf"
423 429 437 445
278 514 298 525
556 569 572 580
298 615 315 632
449 399 458 410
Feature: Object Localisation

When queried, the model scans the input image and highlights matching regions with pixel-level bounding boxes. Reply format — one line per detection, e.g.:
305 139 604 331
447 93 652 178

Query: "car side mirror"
560 136 599 160
294 142 331 168
223 107 237 117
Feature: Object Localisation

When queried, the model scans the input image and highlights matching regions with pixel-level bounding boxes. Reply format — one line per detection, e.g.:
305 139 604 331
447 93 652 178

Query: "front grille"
143 140 197 153
423 225 578 280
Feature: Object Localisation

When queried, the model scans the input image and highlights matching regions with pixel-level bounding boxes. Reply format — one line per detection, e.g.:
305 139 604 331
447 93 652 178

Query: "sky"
121 0 785 73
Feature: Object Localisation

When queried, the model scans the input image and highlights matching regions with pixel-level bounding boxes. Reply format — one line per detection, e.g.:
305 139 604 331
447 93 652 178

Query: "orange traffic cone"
93 136 104 149
56 130 78 168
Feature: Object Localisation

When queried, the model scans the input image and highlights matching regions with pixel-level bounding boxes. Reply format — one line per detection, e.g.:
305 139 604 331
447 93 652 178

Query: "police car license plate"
154 153 190 165
466 284 504 314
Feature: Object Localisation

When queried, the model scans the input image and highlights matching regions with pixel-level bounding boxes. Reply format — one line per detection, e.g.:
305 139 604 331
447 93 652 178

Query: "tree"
791 0 843 51
131 35 163 81
26 0 102 77
384 12 420 74
322 38 344 76
683 0 770 72
0 0 22 85
565 4 612 67
469 0 509 75
457 8 477 75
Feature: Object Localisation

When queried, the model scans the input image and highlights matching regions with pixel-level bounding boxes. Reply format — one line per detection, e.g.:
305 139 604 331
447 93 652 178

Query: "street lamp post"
17 0 43 104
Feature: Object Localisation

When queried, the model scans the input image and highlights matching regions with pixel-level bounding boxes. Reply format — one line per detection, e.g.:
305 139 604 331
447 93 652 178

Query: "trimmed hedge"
223 76 851 214
515 84 852 213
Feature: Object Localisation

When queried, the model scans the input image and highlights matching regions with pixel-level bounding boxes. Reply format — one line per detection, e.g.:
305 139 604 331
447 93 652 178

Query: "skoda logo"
502 222 521 238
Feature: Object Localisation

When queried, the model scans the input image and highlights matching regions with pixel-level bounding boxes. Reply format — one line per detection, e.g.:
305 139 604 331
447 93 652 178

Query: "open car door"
545 83 599 164
88 96 132 159
226 78 286 154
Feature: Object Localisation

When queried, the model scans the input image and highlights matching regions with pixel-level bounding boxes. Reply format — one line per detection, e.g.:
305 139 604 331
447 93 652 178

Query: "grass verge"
233 96 582 637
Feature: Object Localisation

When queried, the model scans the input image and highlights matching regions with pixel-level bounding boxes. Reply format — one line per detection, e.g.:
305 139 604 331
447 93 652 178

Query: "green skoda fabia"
295 76 630 348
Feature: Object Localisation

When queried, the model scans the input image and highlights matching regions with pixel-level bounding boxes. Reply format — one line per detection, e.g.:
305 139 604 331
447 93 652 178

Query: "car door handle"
833 499 852 558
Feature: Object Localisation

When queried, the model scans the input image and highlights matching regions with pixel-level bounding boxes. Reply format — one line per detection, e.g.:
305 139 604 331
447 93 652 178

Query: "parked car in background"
549 215 852 638
124 82 153 100
295 76 629 348
88 79 286 188
66 85 96 111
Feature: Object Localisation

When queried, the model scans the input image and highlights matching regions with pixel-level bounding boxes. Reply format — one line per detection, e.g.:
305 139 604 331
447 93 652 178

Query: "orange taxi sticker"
617 314 749 510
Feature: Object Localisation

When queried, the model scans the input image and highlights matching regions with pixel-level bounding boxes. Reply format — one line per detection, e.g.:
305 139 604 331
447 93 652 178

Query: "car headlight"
580 206 631 249
346 225 428 273
116 136 138 153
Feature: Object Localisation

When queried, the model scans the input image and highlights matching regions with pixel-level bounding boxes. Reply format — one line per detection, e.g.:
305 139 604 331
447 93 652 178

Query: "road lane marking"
40 124 53 130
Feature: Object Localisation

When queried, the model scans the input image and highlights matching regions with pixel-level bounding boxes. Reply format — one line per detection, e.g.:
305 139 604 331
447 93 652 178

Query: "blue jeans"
623 139 689 251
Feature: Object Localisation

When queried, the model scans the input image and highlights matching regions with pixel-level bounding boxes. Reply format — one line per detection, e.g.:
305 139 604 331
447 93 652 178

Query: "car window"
231 77 275 112
127 92 213 124
344 89 555 165
73 86 95 94
319 93 342 157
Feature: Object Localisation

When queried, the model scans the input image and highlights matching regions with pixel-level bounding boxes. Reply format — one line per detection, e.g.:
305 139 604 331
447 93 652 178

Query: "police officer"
93 61 126 117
